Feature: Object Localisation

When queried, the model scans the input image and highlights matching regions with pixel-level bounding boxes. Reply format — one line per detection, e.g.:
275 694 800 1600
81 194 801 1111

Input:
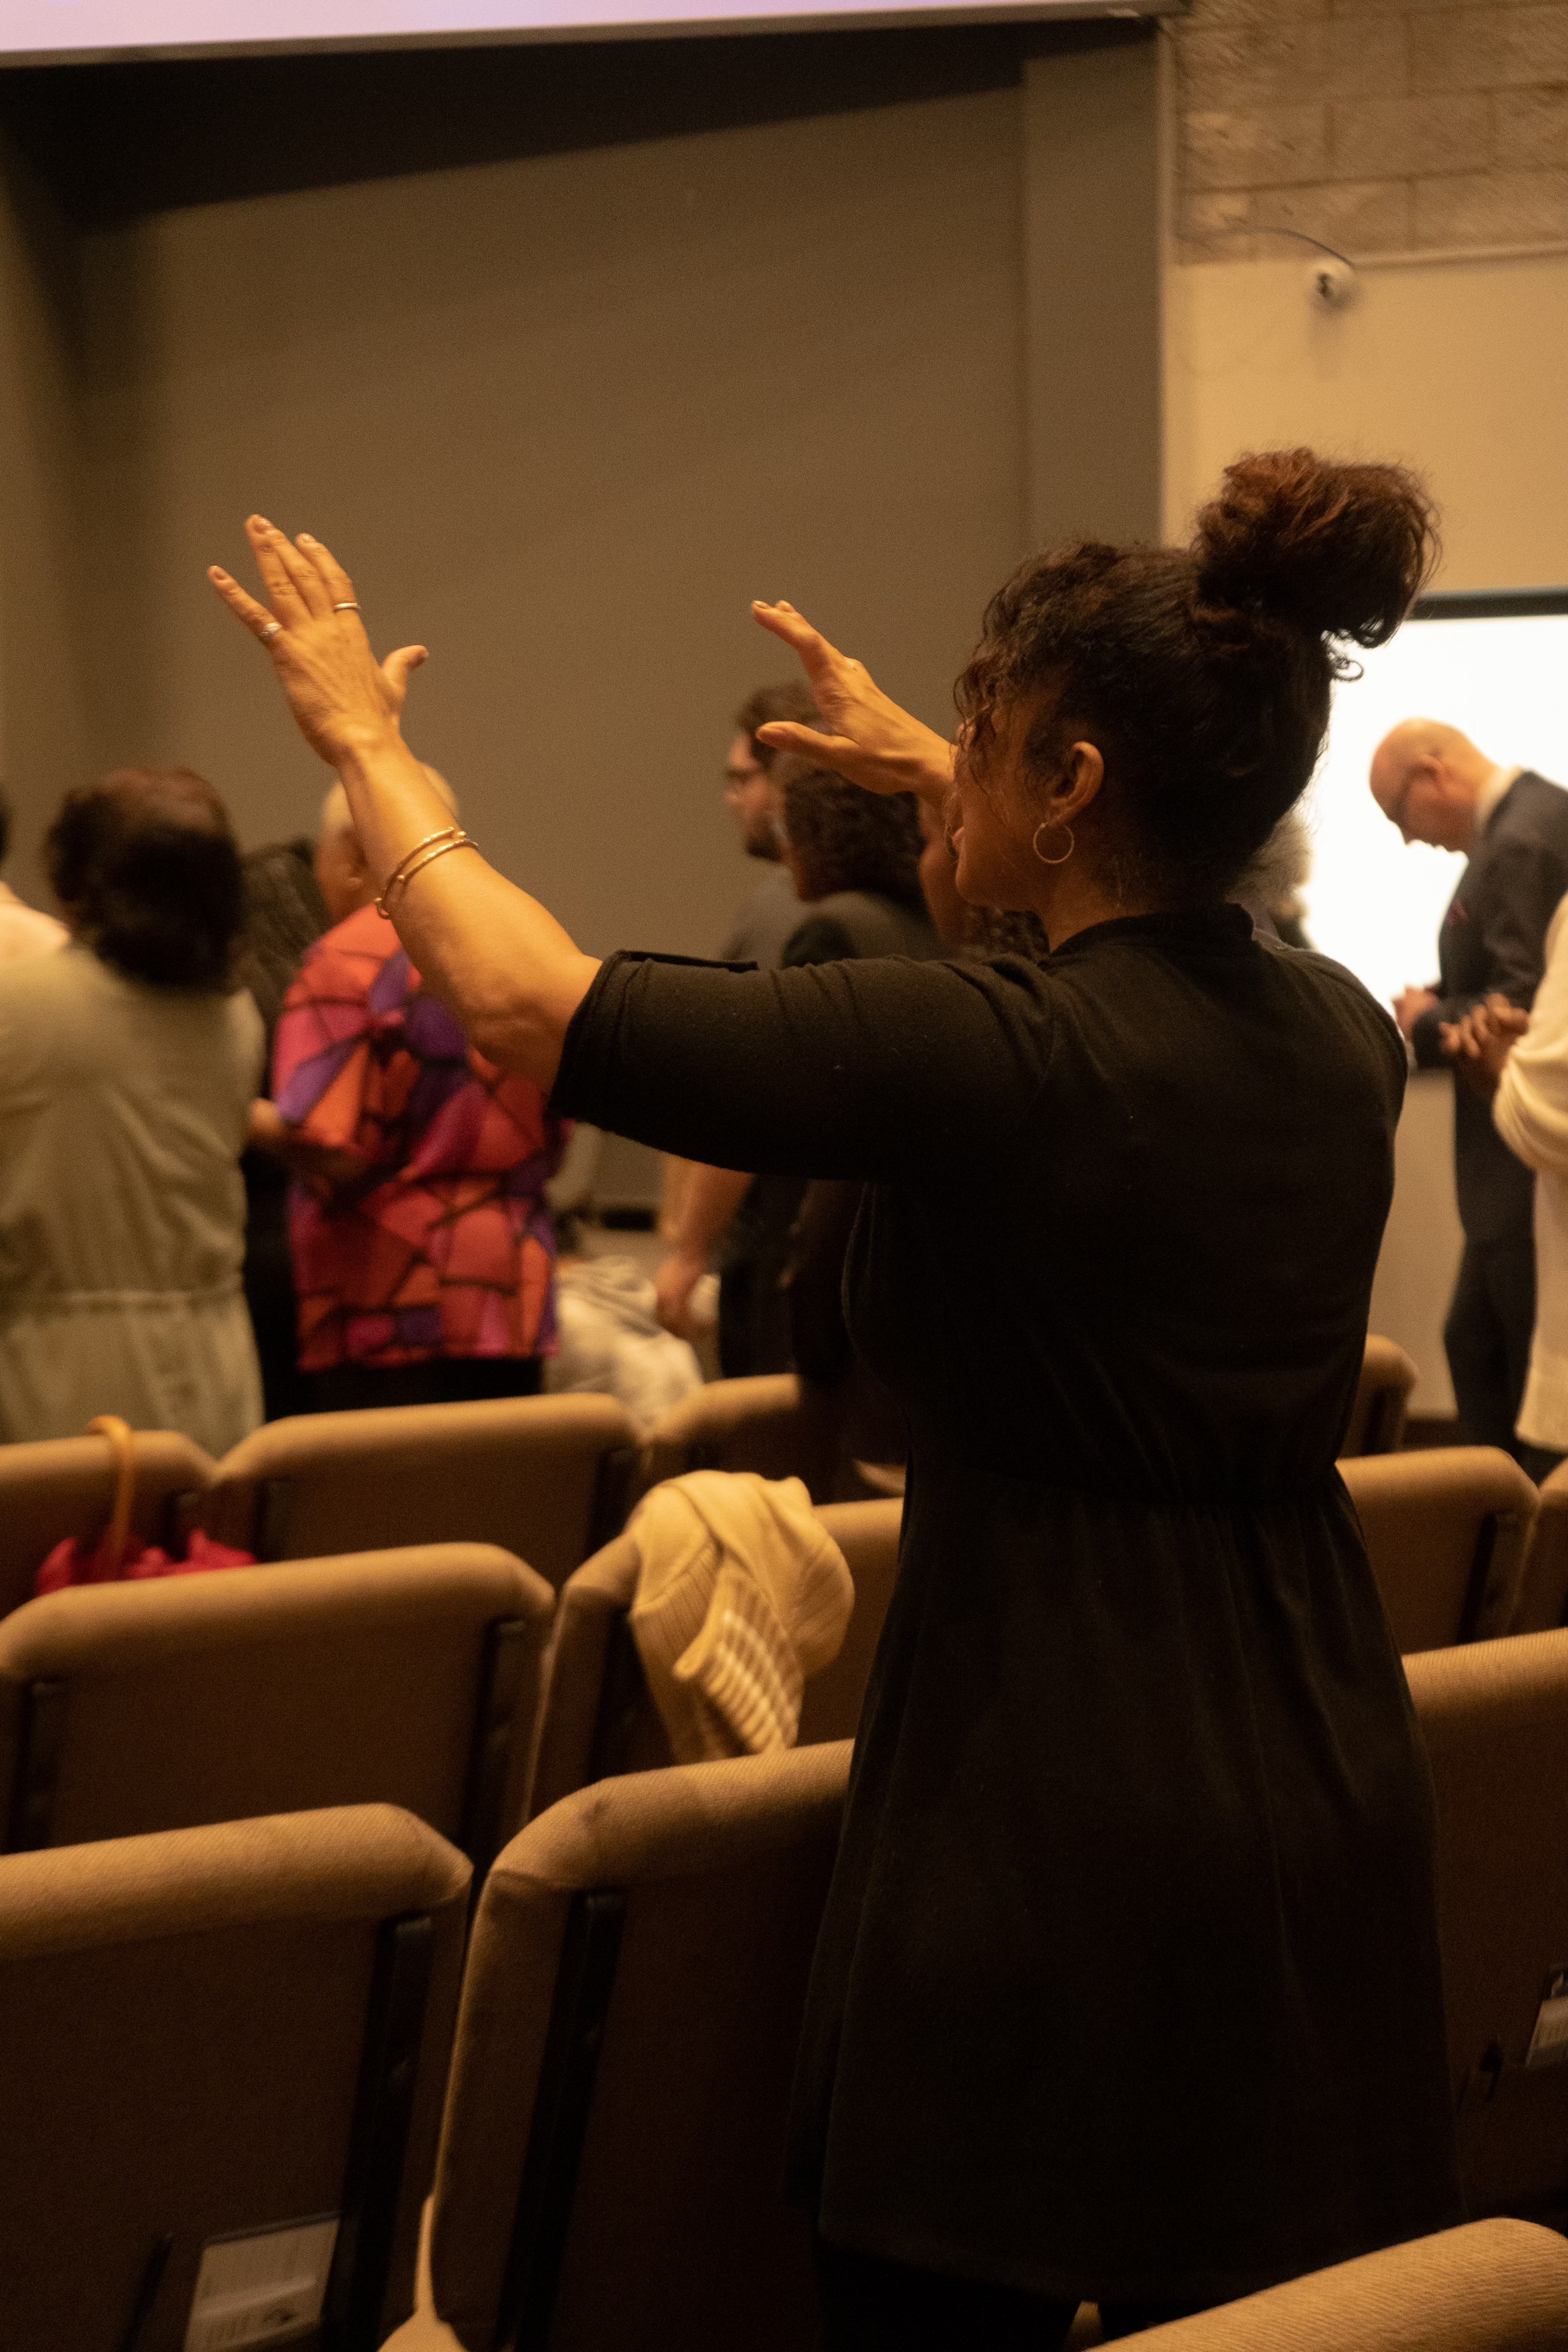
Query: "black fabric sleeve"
551 950 1053 1183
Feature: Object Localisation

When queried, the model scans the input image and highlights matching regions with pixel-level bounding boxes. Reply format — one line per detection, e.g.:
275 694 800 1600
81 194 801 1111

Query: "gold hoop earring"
1032 821 1075 868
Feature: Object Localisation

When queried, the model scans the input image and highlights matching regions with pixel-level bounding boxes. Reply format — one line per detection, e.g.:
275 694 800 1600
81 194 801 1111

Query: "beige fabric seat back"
1407 1629 1568 2229
203 1394 640 1588
412 1742 847 2352
1512 1461 1568 1633
637 1372 841 1499
0 1804 469 2352
0 1429 215 1622
1339 1334 1419 1458
1341 1448 1538 1652
1120 2219 1568 2349
0 1543 552 1871
529 1496 901 1817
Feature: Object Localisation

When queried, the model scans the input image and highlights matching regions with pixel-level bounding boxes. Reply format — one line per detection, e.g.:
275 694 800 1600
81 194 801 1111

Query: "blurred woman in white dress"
0 767 264 1452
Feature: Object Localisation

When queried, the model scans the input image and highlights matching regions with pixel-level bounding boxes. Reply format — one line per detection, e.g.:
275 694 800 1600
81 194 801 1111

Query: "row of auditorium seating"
10 1629 1568 2350
6 1429 1566 1871
0 1332 1429 1625
0 1502 902 1866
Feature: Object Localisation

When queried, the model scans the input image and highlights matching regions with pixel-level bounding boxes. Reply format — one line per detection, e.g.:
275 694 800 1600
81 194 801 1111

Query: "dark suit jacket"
1412 770 1568 1243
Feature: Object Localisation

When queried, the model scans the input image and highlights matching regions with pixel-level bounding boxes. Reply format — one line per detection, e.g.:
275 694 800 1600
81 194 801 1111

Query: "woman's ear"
1059 741 1106 819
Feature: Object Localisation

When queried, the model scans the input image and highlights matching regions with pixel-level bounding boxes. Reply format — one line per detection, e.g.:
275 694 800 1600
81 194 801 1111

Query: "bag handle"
86 1415 137 1574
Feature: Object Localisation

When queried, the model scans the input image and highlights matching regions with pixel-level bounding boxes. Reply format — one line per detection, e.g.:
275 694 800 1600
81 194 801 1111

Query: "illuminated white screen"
1300 607 1568 1018
1 0 1137 60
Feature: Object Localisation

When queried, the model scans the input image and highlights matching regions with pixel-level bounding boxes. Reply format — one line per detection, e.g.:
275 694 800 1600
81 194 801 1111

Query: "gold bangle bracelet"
375 826 462 918
380 831 479 912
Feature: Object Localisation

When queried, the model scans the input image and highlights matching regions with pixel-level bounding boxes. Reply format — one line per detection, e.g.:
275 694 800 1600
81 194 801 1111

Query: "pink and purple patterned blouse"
273 902 567 1373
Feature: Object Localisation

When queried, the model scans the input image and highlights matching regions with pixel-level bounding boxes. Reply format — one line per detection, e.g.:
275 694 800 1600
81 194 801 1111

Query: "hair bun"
1193 447 1438 649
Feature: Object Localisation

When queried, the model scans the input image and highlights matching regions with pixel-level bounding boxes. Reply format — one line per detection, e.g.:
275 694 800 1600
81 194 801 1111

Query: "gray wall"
1 30 1160 957
0 142 91 889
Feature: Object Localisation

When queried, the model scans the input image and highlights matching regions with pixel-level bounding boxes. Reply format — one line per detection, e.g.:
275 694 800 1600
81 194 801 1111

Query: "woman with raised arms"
211 451 1459 2349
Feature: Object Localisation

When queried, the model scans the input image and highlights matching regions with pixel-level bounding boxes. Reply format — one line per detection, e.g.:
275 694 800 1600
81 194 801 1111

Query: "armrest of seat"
528 1537 641 1819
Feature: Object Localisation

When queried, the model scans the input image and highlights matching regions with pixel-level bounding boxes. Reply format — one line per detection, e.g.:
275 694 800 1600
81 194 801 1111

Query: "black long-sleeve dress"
552 903 1462 2305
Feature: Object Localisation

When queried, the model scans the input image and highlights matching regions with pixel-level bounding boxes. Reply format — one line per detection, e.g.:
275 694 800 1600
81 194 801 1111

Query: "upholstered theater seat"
1115 2219 1568 2347
527 1497 901 1818
0 1428 215 1621
0 1542 552 1869
1511 1459 1568 1633
637 1372 841 1499
0 1804 469 2351
1341 1446 1538 1652
1340 1334 1420 1458
202 1392 639 1588
1408 1627 1568 2230
386 1742 849 2352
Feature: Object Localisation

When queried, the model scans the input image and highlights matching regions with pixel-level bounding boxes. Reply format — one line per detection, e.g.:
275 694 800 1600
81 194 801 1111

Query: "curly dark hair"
735 681 820 775
47 767 243 991
777 757 926 908
955 447 1438 900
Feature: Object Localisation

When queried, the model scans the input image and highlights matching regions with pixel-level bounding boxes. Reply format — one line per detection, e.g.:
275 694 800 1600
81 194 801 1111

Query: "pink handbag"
34 1415 254 1596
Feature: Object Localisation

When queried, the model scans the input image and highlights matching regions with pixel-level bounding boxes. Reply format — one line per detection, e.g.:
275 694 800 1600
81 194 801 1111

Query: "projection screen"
2 0 1168 64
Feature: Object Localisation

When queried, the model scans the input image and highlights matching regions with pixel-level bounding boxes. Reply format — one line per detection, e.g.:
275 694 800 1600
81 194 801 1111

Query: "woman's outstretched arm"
210 517 599 1088
208 519 957 1090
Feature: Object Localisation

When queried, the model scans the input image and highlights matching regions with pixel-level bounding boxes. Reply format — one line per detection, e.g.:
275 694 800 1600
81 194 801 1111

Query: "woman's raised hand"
209 518 427 768
751 600 955 802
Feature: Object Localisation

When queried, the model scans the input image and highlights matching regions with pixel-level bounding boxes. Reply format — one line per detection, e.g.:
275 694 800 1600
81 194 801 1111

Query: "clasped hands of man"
1439 995 1531 1104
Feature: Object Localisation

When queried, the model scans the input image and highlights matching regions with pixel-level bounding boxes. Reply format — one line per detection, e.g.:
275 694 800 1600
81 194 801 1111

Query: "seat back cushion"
1407 1631 1568 2225
0 1545 550 1857
431 1744 847 2352
1342 1449 1536 1651
204 1396 638 1588
0 1805 469 2351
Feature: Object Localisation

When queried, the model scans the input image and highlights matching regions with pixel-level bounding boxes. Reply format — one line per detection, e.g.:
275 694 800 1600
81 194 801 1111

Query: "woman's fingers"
294 533 358 610
208 566 283 646
244 516 318 622
754 721 861 769
254 517 336 620
752 599 849 687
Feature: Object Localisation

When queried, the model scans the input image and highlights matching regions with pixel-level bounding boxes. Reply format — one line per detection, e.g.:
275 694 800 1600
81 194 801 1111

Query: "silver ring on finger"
260 621 282 643
332 600 360 613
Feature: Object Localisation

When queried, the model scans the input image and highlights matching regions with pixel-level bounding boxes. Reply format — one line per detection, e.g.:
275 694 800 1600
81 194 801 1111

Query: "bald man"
1372 721 1568 1460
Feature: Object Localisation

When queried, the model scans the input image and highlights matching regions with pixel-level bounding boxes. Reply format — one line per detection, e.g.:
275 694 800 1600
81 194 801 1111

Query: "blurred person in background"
718 679 818 962
234 828 329 1419
547 1204 703 1428
1233 806 1313 947
0 767 263 1449
658 679 822 1334
659 757 938 1374
251 772 568 1411
1372 719 1568 1457
0 785 68 963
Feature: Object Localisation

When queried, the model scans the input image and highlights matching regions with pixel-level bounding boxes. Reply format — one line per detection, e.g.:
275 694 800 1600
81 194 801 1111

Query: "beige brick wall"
1172 0 1568 257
